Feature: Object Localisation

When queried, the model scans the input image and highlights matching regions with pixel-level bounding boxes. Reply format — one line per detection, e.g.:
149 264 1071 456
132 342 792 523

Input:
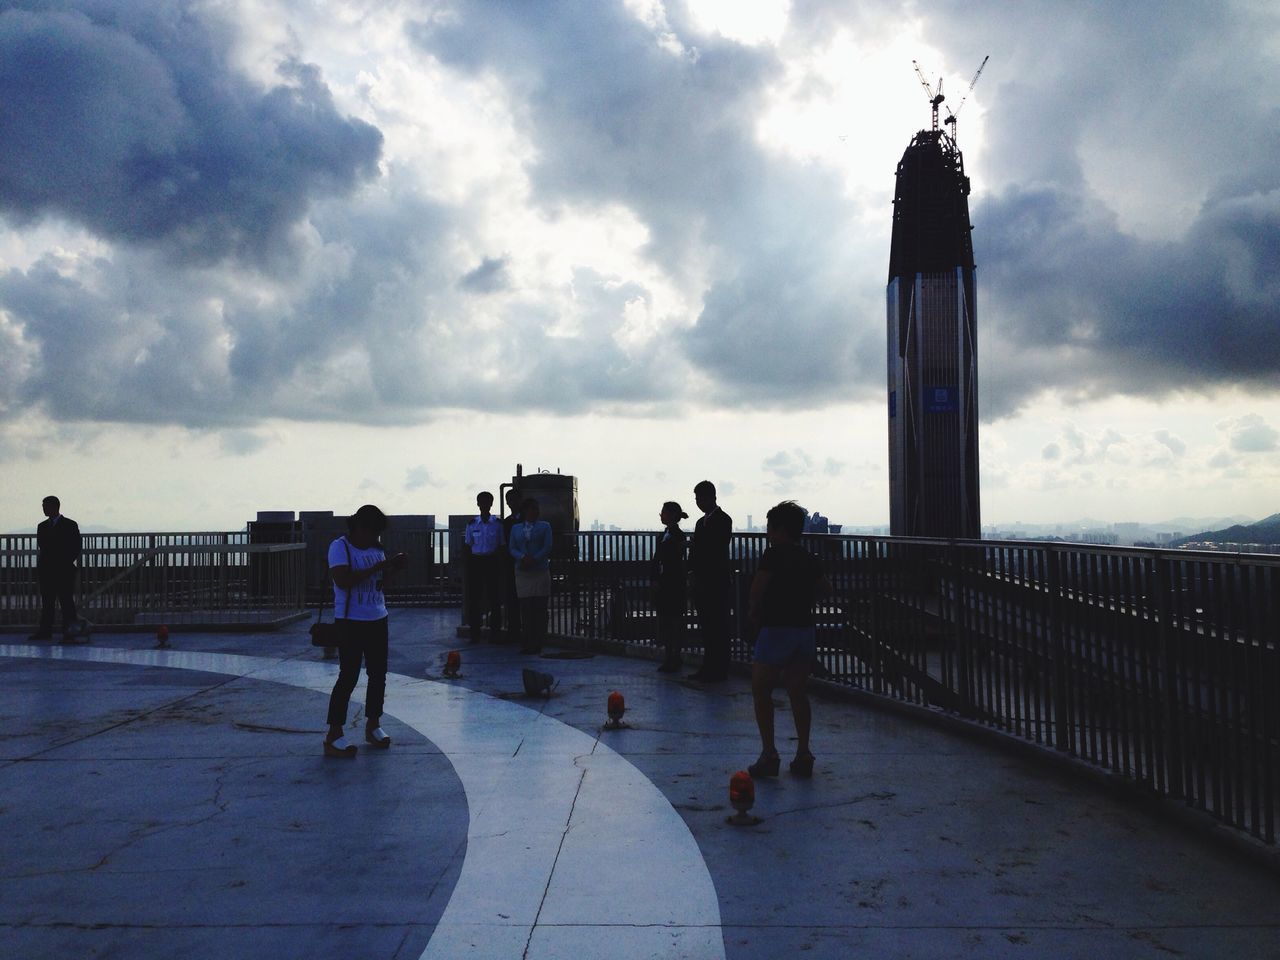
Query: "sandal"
747 753 780 778
324 735 357 758
790 752 815 778
365 726 391 748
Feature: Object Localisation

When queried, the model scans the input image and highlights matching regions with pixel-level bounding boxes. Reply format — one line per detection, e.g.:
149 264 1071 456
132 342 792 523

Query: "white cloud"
1222 413 1279 453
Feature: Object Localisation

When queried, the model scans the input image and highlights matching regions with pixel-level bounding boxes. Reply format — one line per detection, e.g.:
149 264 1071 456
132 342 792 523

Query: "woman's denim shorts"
753 626 817 667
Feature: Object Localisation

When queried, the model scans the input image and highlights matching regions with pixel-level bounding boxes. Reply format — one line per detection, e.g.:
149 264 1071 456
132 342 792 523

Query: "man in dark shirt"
31 495 82 640
500 487 523 644
688 480 733 682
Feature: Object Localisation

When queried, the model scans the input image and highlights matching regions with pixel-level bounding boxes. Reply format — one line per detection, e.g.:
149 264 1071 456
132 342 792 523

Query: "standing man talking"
30 495 82 640
688 480 733 682
463 491 504 642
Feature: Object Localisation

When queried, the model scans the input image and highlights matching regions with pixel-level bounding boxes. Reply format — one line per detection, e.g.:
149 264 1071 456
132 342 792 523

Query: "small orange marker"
156 625 170 649
443 650 462 678
727 771 761 826
605 690 626 729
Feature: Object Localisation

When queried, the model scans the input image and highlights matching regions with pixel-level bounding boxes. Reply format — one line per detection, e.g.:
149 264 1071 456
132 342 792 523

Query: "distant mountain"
1173 513 1280 547
1158 514 1255 533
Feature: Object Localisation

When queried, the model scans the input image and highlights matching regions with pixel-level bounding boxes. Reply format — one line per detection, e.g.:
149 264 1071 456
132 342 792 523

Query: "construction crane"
944 55 990 143
912 60 945 131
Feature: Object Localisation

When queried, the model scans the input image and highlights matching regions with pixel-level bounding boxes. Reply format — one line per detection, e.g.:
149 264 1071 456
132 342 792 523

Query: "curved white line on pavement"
0 644 725 959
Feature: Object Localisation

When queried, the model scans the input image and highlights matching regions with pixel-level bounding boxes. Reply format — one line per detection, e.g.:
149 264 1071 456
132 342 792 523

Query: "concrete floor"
2 609 1278 959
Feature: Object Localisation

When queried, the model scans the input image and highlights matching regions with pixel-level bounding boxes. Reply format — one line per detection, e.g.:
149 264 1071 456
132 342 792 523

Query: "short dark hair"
477 491 494 505
348 503 388 534
521 497 539 513
42 495 60 510
506 487 521 504
693 480 716 498
766 501 806 539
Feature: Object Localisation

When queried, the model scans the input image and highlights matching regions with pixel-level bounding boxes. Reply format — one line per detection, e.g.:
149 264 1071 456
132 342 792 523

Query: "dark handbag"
310 538 352 647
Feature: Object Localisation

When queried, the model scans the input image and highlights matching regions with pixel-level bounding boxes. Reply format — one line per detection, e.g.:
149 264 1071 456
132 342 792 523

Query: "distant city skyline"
1 3 1277 536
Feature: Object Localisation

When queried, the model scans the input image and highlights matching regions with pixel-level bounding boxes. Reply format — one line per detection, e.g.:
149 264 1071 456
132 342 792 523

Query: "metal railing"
0 533 306 629
530 532 1279 847
303 529 459 607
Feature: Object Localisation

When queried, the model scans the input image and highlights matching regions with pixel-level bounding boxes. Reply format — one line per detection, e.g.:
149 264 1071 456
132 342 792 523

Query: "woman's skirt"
514 566 551 599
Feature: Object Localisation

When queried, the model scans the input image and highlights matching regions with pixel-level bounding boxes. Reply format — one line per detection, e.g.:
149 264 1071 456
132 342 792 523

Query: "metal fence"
304 529 459 607
0 533 306 629
528 532 1279 848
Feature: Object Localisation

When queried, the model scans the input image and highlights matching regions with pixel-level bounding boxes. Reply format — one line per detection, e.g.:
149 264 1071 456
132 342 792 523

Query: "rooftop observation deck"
1 533 1277 958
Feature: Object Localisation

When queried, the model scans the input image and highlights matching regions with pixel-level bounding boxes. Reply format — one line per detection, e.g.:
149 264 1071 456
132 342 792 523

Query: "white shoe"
365 726 391 748
324 735 357 758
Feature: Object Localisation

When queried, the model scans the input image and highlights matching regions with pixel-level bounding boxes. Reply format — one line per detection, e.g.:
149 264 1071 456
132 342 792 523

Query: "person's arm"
531 523 554 563
329 539 400 590
381 550 409 583
462 522 475 555
508 527 526 562
70 521 82 566
715 513 733 553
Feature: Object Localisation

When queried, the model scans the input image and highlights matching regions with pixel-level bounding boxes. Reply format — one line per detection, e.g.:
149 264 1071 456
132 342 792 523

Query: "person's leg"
705 588 731 679
326 627 364 740
506 569 521 641
519 596 536 651
465 555 482 639
37 574 56 634
485 556 504 640
530 595 548 651
782 659 813 759
657 611 682 670
362 618 389 725
690 588 712 677
58 570 78 629
751 663 781 756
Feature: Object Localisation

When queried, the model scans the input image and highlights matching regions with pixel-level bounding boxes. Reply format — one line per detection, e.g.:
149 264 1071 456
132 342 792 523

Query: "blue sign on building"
925 386 958 413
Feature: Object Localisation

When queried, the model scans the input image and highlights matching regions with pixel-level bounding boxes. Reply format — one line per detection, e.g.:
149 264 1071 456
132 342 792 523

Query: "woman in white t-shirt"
324 504 408 758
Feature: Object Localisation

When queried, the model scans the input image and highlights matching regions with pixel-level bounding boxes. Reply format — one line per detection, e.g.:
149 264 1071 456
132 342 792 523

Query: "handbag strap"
340 537 352 619
316 536 355 623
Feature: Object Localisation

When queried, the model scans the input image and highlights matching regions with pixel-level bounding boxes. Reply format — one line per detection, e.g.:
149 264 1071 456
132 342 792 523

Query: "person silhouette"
323 504 408 758
463 491 504 642
30 496 82 640
651 501 688 673
688 481 732 682
744 501 831 780
508 498 553 654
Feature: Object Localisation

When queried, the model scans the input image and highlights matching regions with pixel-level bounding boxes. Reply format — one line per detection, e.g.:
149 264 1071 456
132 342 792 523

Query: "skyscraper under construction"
886 69 981 538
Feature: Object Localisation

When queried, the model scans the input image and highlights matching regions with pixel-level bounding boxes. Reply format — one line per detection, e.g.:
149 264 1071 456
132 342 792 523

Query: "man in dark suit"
31 495 82 639
500 487 523 644
688 480 733 682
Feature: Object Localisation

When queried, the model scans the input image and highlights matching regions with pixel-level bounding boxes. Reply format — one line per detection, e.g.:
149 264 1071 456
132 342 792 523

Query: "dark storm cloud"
3 0 1278 433
976 177 1280 416
0 1 381 262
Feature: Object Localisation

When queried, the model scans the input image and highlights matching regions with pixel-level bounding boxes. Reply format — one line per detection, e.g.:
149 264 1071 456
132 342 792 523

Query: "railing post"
949 539 973 717
1048 545 1070 753
1154 553 1183 800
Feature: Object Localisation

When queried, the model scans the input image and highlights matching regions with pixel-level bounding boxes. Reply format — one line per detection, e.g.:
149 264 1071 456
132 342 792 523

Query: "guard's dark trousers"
38 569 78 633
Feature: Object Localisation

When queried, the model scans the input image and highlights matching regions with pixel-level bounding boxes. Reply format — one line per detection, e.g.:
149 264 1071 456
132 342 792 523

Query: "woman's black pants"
326 617 389 726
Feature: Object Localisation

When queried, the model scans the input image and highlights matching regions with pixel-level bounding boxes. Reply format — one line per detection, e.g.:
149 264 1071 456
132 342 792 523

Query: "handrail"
526 530 1279 849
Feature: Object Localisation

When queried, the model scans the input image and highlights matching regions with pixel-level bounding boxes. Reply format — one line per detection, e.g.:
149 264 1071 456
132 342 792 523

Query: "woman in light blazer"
507 497 554 654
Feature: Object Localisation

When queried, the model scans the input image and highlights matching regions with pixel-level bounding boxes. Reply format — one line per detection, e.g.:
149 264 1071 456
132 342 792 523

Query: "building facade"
886 128 980 538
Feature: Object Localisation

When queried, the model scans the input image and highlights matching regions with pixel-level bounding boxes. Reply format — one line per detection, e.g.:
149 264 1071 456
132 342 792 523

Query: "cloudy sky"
2 0 1278 534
